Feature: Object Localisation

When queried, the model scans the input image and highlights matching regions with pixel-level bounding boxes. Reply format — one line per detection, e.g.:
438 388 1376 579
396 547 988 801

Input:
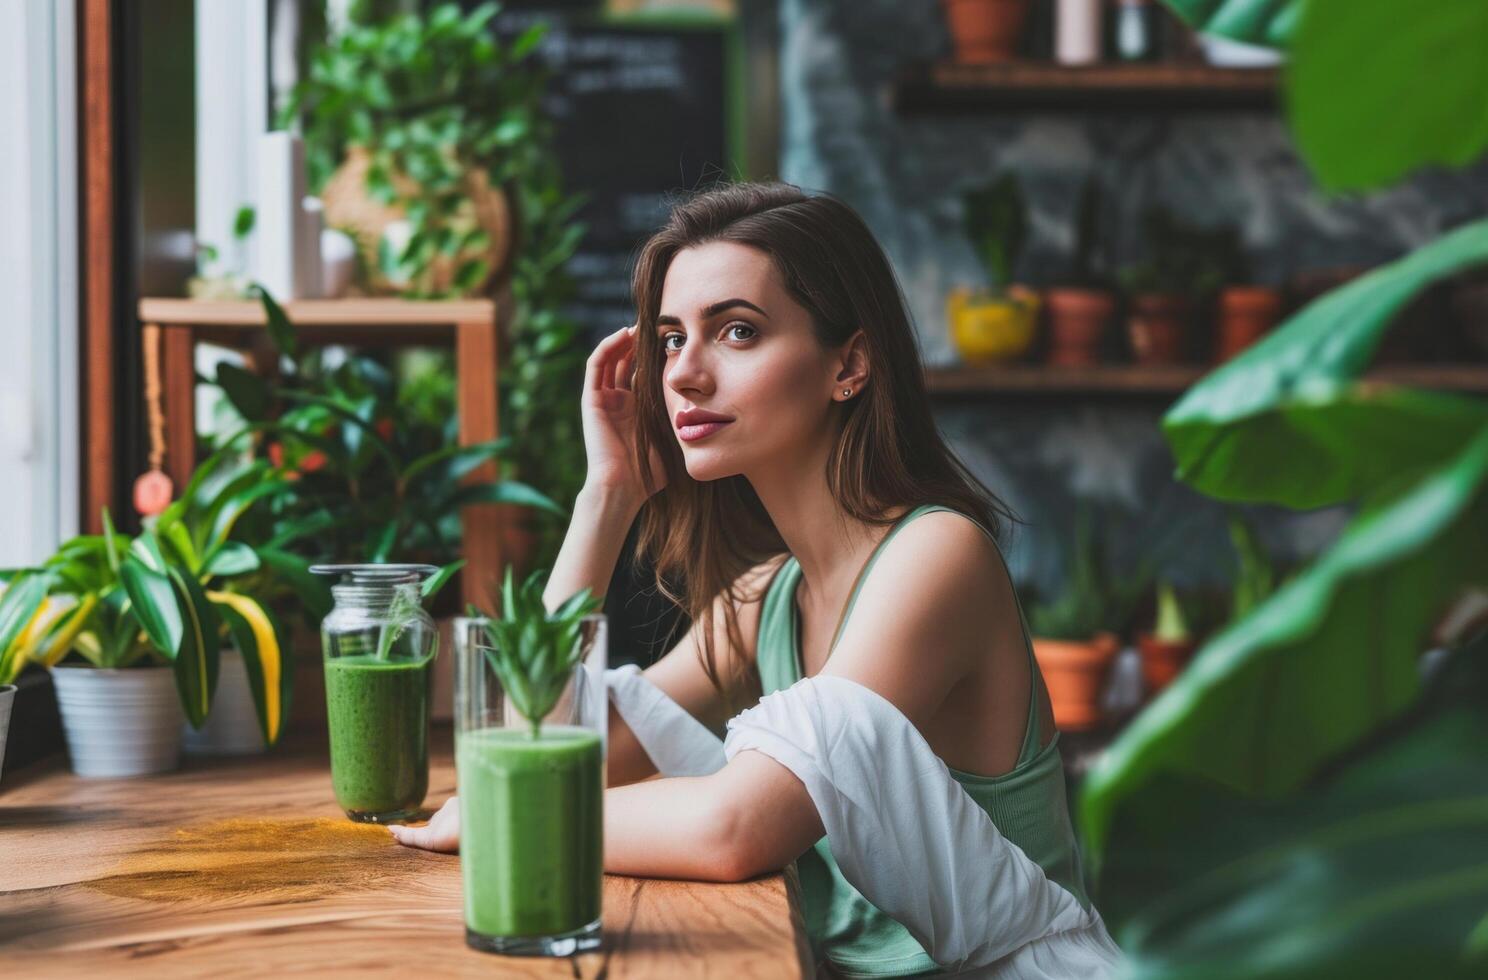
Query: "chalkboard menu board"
490 7 746 667
495 8 744 342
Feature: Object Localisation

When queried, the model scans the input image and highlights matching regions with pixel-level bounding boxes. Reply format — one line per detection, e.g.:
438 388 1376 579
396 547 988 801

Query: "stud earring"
842 388 852 397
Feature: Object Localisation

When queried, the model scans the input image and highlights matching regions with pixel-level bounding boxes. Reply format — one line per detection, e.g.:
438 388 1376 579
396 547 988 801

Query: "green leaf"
420 560 465 601
256 547 334 621
1163 217 1488 507
1081 427 1488 869
119 556 184 659
201 541 261 579
1099 639 1488 977
253 284 298 360
215 363 273 422
214 594 290 746
168 565 221 728
1290 0 1488 192
1159 0 1300 47
233 205 256 239
442 479 566 518
400 438 512 487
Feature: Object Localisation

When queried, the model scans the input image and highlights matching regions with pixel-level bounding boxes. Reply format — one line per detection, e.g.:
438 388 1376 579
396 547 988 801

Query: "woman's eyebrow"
656 298 769 327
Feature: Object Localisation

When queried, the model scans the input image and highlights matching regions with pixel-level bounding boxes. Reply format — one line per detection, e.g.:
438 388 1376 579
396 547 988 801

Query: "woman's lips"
677 420 733 442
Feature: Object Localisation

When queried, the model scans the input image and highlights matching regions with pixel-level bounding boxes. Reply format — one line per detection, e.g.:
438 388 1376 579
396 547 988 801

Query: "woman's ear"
832 330 870 401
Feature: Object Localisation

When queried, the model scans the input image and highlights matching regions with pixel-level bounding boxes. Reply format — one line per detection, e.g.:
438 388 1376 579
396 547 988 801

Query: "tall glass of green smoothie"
314 564 438 823
455 610 606 956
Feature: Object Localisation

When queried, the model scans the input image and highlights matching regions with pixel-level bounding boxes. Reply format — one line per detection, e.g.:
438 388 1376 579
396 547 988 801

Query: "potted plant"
282 2 590 575
949 172 1040 364
209 290 566 723
1135 581 1200 696
1119 207 1243 365
0 573 57 783
1046 177 1118 367
145 441 310 755
942 0 1032 63
1027 509 1146 731
1214 284 1283 362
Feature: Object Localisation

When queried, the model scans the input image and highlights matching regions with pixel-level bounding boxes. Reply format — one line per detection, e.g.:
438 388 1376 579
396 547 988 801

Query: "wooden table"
0 731 812 978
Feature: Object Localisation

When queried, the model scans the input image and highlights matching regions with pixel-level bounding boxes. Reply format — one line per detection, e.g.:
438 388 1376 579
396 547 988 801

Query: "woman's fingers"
587 323 638 392
388 796 461 853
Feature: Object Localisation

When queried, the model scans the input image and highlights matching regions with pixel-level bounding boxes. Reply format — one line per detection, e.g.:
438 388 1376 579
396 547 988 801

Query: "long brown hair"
629 181 1019 702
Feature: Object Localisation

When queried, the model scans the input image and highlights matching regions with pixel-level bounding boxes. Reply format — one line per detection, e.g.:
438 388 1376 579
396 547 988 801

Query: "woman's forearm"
542 482 642 614
604 776 743 881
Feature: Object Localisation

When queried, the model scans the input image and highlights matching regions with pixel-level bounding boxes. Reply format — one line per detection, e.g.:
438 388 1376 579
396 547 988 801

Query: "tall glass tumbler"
314 564 438 823
454 614 607 956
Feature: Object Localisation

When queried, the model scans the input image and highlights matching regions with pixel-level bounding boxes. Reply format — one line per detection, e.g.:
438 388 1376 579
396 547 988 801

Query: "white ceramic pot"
183 648 266 756
0 684 15 785
53 666 185 777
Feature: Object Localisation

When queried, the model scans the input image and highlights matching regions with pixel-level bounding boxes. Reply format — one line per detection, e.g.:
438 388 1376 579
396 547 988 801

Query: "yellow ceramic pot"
948 286 1041 363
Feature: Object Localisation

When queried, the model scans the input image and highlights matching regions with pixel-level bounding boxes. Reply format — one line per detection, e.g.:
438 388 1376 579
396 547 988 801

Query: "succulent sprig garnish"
476 567 601 738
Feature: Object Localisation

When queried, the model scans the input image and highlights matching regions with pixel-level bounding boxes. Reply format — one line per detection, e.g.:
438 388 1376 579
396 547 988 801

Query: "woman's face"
656 241 842 483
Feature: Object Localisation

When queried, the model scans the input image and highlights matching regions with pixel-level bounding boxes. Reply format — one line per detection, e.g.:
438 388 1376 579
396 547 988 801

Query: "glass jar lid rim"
309 563 440 585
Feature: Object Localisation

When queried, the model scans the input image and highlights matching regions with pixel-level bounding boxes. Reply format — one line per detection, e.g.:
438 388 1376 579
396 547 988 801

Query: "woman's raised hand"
581 323 667 505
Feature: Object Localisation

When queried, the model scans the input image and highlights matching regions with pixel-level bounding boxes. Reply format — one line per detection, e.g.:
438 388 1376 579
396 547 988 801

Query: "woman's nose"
665 338 713 396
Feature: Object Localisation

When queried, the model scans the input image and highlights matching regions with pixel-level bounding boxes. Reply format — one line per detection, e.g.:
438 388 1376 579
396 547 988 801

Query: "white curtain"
0 0 79 567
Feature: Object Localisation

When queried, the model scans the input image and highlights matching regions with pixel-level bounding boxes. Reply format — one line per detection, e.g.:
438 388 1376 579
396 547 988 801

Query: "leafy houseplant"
281 2 591 567
1118 206 1244 365
209 290 564 597
1134 581 1200 696
949 172 1041 363
1027 508 1149 731
0 488 305 775
1046 176 1118 367
477 567 601 738
1080 2 1488 972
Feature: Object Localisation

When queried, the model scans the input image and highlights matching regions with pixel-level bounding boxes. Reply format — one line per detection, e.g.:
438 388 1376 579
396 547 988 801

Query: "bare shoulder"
824 510 1016 723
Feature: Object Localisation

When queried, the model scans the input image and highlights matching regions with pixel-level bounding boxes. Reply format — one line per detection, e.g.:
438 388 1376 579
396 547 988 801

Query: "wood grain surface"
0 728 812 978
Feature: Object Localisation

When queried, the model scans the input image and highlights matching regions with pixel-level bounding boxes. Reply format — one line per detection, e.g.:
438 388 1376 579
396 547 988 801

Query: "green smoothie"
324 655 431 821
458 725 603 939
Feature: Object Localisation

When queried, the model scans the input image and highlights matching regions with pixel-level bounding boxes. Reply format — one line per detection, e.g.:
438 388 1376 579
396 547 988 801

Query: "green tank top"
756 504 1091 978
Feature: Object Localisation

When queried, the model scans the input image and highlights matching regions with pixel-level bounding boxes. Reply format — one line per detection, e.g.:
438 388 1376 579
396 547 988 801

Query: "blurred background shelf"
891 62 1279 114
925 363 1488 397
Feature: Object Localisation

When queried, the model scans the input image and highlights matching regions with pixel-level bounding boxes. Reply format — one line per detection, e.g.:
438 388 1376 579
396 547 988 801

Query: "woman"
392 182 1121 977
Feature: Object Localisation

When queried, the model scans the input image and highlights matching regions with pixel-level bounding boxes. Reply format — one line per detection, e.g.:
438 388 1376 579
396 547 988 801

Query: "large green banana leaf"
1099 637 1488 978
1163 218 1488 507
1164 0 1488 192
1289 0 1488 192
1081 426 1488 865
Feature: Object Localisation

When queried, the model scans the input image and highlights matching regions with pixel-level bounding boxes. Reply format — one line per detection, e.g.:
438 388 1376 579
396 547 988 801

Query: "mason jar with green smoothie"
455 569 606 956
314 564 438 824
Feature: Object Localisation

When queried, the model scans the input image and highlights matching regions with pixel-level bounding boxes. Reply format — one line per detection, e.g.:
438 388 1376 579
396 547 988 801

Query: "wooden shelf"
925 363 1488 397
890 62 1279 114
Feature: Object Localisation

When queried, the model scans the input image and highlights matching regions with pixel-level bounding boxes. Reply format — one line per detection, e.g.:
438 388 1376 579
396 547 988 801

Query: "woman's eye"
725 322 756 341
660 323 755 352
661 333 683 351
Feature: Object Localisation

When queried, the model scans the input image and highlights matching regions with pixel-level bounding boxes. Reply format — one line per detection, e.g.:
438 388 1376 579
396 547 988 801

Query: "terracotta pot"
942 0 1031 63
1032 631 1120 732
321 145 513 297
1215 286 1282 362
1044 288 1115 367
1136 632 1199 696
1126 293 1193 365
